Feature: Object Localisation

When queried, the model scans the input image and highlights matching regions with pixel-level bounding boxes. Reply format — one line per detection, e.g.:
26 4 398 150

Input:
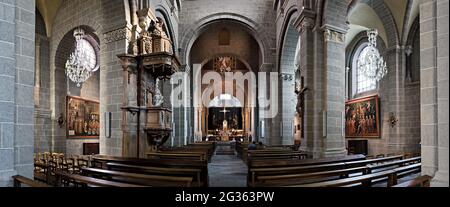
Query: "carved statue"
153 78 164 107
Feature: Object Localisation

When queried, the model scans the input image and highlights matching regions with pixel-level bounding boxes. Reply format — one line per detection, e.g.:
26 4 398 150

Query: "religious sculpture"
153 79 164 107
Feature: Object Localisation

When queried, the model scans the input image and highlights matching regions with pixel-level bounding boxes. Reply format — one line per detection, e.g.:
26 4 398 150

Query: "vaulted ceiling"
36 0 62 37
346 0 420 47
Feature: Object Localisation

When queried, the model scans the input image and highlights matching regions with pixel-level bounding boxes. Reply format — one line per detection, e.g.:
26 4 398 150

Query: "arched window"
351 43 377 96
356 45 377 93
79 39 97 70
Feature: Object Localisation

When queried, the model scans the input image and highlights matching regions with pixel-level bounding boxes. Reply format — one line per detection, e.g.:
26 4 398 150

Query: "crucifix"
295 77 308 139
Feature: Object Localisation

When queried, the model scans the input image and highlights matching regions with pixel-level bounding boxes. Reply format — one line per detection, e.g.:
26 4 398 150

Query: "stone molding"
323 28 345 43
104 27 131 44
280 73 294 81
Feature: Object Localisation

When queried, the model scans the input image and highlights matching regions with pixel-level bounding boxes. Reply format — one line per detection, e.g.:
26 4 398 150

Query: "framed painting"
66 96 100 139
345 95 380 138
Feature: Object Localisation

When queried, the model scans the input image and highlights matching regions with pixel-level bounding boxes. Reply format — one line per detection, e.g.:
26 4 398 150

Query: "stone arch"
321 0 349 31
278 7 301 146
405 16 420 82
48 0 129 155
278 8 299 73
155 6 177 53
180 13 272 68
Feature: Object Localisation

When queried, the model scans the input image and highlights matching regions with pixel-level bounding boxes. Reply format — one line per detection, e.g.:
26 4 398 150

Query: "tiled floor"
208 144 248 187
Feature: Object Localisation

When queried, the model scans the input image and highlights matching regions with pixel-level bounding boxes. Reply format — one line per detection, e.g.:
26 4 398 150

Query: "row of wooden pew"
27 142 215 187
236 142 304 162
247 154 424 187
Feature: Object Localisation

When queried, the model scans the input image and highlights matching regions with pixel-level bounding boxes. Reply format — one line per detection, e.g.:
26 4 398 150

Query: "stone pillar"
257 63 275 144
321 26 347 157
101 28 131 156
280 73 295 145
0 0 35 187
294 9 320 157
420 0 449 187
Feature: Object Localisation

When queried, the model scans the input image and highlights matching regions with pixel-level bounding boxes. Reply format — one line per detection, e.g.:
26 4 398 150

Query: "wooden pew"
367 157 421 174
254 166 369 187
248 152 308 161
247 155 366 186
106 162 204 187
92 156 208 185
393 175 432 187
249 162 365 187
12 175 50 187
147 152 206 161
55 171 145 187
343 155 404 168
289 163 422 187
81 167 193 187
290 170 397 187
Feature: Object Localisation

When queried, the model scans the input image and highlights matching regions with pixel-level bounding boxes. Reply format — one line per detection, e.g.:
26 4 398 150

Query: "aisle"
208 143 248 187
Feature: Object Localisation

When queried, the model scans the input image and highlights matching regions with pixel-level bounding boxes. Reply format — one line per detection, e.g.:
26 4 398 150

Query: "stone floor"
208 143 248 187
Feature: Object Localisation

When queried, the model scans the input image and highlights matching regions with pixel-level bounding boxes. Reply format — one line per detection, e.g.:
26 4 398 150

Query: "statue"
153 78 164 107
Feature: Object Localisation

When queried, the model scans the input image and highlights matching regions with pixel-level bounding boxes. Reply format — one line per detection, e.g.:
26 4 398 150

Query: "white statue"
153 78 164 107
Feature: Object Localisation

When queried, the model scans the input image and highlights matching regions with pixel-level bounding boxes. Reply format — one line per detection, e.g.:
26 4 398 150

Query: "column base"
431 171 449 187
322 148 348 158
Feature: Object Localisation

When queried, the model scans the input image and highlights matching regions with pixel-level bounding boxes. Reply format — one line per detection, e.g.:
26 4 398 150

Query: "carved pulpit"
118 8 180 158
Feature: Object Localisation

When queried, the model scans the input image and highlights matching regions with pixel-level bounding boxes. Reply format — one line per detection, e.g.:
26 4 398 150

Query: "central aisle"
208 142 248 187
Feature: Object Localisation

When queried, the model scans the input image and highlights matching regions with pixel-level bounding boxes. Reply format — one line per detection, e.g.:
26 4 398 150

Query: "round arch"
155 6 177 53
180 13 272 68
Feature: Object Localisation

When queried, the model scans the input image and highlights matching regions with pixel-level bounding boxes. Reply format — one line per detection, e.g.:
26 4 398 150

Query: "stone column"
280 73 295 145
294 9 320 157
321 26 347 157
420 0 449 187
257 63 275 144
101 27 132 156
0 0 35 187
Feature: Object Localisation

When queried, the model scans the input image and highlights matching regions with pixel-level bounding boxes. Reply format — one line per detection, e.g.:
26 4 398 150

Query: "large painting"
345 95 380 138
67 96 100 139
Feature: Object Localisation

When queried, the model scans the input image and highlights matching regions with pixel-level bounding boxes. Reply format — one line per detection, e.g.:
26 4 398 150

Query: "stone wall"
0 0 35 187
420 0 449 187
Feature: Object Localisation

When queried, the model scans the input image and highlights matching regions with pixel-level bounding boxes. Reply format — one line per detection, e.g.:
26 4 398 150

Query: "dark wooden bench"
289 163 422 187
393 175 432 187
248 152 307 161
92 155 208 186
81 167 193 187
147 152 206 161
106 162 204 187
343 155 404 168
247 155 366 186
290 170 397 187
367 157 421 174
12 175 50 187
254 166 369 187
55 171 145 187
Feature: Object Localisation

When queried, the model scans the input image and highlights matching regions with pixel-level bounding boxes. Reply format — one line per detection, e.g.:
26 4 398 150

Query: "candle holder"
388 112 398 128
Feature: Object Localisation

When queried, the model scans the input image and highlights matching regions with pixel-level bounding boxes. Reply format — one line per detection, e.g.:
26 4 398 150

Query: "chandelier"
65 28 92 87
358 29 388 82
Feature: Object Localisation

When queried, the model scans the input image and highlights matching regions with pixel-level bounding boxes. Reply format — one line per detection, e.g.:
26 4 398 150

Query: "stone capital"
104 27 132 44
294 8 316 33
322 26 346 43
279 73 294 81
